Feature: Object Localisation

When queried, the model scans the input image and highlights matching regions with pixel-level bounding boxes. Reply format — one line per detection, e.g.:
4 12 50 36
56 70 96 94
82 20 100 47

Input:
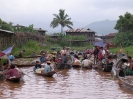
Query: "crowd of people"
0 46 133 80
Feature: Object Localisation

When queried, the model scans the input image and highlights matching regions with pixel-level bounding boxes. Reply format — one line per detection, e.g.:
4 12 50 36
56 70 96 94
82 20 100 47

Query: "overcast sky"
0 0 133 32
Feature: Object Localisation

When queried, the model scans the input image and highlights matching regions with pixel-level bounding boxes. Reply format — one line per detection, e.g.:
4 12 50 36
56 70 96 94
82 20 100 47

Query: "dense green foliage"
12 40 58 56
0 18 13 31
0 18 37 33
114 12 133 46
14 24 37 33
50 9 73 33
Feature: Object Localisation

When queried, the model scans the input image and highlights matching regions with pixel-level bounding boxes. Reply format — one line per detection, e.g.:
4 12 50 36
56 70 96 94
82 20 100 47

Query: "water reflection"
0 67 133 99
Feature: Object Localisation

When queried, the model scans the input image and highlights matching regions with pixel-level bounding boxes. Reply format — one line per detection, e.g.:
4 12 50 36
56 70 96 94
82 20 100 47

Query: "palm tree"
50 9 73 33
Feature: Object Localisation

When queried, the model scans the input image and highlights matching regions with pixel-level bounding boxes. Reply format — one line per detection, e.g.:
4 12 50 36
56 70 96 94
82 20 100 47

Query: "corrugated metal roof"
66 28 95 33
34 28 47 32
105 33 117 36
0 29 14 34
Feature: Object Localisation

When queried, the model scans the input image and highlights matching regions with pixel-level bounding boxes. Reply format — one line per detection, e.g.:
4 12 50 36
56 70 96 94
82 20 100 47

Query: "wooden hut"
66 28 95 45
98 33 117 43
0 29 15 49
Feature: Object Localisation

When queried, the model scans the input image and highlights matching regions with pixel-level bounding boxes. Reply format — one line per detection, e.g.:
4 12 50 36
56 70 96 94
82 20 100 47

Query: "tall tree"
50 9 73 33
114 12 133 46
115 12 133 32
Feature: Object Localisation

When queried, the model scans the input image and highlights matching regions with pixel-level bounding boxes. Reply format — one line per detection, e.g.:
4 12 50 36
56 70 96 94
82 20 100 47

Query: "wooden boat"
35 71 56 77
82 66 92 69
72 65 81 68
119 76 133 90
15 55 41 58
15 64 35 67
7 77 21 82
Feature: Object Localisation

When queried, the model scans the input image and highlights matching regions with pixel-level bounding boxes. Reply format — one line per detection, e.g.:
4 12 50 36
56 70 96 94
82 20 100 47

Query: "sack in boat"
35 68 44 73
74 60 81 66
9 76 16 79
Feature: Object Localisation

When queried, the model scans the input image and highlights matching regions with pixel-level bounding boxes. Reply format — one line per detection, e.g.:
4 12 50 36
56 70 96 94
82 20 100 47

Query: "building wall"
66 32 95 45
98 36 115 43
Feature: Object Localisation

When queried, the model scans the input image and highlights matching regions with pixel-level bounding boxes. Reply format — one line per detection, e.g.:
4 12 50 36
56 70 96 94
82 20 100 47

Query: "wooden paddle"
18 67 33 79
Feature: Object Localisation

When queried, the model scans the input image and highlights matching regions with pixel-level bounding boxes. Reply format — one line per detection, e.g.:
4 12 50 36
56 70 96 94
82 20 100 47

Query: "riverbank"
11 40 133 57
12 40 92 57
110 46 133 56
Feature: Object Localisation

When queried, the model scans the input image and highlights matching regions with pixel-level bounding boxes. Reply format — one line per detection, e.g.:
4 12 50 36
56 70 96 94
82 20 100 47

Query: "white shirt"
82 59 91 67
102 50 106 55
60 50 66 55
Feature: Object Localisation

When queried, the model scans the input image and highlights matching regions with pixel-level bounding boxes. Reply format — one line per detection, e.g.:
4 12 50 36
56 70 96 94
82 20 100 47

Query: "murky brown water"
0 67 133 99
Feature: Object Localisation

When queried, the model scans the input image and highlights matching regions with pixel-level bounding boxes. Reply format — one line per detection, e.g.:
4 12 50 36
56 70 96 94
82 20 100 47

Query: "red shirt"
5 68 20 78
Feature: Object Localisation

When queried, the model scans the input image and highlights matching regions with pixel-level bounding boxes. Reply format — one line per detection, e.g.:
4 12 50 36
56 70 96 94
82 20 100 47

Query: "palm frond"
53 14 60 20
66 25 73 29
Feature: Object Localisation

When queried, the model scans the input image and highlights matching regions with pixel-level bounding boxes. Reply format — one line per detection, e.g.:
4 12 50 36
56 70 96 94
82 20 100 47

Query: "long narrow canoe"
72 65 81 68
15 55 41 58
35 71 56 77
119 76 133 90
82 66 92 69
15 64 35 67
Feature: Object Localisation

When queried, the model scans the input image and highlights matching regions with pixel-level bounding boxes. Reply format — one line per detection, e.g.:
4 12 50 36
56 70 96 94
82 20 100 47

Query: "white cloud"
0 0 133 31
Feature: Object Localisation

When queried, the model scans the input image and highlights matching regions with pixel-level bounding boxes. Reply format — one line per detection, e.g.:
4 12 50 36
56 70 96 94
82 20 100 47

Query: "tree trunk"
61 25 63 34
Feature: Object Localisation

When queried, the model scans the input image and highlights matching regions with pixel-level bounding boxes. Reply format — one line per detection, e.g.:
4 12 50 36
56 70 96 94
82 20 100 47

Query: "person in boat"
18 50 25 58
34 61 42 71
9 53 15 63
59 53 68 69
44 61 52 74
31 52 36 57
73 56 81 66
40 53 46 63
81 57 92 68
60 47 66 56
124 56 133 76
119 47 124 58
3 64 20 79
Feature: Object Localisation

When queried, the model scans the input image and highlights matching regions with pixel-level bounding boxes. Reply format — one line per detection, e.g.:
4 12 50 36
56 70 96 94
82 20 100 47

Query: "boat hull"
35 71 56 77
119 76 133 90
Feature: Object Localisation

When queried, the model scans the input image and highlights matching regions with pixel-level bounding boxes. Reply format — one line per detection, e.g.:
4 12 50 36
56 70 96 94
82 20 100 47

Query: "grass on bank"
12 40 61 56
11 40 133 57
12 40 93 56
110 46 133 57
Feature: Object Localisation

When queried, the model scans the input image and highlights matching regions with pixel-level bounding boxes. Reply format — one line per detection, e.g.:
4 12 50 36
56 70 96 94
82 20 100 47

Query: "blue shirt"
40 56 46 62
44 65 51 73
35 64 42 69
9 55 15 60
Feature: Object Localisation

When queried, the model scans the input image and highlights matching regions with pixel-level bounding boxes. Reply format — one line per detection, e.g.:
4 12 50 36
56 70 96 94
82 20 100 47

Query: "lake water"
0 67 133 99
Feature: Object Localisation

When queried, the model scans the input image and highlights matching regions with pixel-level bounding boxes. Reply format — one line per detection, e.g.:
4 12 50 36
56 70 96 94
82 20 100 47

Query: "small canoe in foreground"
35 71 56 77
119 76 133 90
7 77 21 82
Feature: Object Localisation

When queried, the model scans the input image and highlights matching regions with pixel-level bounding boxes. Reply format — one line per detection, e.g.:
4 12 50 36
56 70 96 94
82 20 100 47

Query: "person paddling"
44 61 52 74
34 61 42 71
40 53 46 63
9 53 15 64
3 64 20 79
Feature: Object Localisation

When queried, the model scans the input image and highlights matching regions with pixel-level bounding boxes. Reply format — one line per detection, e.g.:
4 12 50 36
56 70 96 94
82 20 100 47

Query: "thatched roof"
15 32 45 39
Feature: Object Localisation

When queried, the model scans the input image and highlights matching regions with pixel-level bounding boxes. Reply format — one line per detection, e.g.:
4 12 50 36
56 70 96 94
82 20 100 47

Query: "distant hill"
84 19 118 35
14 19 118 35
